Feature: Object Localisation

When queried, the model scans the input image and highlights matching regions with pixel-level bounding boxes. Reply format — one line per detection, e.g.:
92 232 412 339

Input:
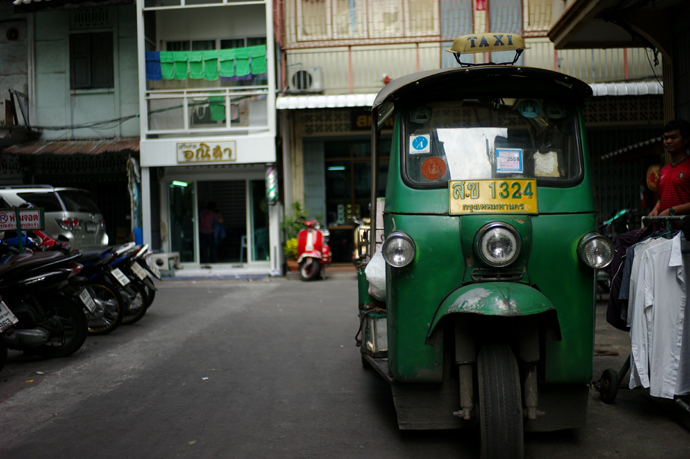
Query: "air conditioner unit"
287 67 323 92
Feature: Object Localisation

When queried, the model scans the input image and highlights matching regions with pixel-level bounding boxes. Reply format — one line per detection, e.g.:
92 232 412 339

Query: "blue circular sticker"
518 100 541 119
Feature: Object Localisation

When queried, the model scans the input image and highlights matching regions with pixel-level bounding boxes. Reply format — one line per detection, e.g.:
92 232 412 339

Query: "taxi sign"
446 33 527 66
449 179 538 215
446 33 527 55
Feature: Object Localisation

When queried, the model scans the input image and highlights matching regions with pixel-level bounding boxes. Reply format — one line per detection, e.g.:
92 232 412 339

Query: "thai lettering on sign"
176 141 237 163
0 209 45 231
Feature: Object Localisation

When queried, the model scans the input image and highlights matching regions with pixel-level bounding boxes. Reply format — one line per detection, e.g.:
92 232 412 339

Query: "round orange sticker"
421 157 447 180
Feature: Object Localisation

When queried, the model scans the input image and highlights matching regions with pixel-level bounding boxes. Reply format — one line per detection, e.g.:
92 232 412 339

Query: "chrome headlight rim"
578 232 614 269
382 231 416 268
475 222 522 268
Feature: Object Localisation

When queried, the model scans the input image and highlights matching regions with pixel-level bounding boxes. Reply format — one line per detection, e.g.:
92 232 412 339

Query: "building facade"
1 1 140 245
275 0 664 262
135 0 280 273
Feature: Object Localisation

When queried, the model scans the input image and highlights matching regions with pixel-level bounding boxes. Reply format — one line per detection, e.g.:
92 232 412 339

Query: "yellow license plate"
449 179 538 215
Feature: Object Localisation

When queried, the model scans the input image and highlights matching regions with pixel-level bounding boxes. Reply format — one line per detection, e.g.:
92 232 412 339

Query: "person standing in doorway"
199 201 223 264
649 119 690 216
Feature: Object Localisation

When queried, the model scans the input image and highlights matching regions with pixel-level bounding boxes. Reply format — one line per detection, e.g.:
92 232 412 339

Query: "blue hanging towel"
145 51 162 81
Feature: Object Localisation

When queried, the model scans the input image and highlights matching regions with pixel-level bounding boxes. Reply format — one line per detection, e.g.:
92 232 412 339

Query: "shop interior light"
328 166 346 171
171 181 189 188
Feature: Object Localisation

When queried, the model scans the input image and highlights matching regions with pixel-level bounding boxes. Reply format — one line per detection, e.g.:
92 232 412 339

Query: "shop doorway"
197 181 247 264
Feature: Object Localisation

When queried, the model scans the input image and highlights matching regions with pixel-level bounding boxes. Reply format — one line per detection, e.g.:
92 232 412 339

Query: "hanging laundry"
160 51 175 80
219 49 236 78
173 51 189 80
248 45 267 75
145 51 162 81
188 51 204 79
234 48 251 78
209 96 225 122
203 50 219 81
629 233 690 399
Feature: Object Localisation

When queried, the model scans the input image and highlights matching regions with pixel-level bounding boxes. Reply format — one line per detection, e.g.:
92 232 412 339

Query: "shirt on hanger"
629 233 690 399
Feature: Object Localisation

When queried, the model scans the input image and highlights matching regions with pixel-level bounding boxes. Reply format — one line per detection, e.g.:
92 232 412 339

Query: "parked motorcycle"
296 220 331 281
0 242 88 358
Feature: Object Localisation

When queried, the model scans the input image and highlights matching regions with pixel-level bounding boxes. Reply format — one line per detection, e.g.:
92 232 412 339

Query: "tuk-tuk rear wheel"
477 344 524 459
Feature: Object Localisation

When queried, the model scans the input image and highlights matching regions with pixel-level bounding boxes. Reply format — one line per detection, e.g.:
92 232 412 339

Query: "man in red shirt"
649 119 690 217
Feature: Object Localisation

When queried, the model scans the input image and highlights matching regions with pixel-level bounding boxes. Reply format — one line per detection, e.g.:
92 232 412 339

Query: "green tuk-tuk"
356 33 614 458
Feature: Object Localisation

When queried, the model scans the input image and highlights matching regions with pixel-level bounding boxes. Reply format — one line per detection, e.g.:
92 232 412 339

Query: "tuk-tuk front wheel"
477 344 524 459
299 258 321 281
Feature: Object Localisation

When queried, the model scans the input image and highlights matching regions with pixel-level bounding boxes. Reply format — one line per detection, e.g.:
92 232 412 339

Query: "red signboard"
476 0 486 11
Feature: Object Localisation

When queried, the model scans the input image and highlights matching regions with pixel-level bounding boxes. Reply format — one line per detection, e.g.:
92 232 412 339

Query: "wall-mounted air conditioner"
287 67 323 93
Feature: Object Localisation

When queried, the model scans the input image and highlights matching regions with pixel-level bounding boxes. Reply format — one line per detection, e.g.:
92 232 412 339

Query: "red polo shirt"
658 156 690 212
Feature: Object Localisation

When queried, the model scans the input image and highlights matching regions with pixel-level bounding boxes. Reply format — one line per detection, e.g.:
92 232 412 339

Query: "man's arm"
649 200 661 216
658 202 690 216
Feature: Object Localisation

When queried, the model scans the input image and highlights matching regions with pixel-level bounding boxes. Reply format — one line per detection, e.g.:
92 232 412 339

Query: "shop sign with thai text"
0 208 45 231
176 141 237 163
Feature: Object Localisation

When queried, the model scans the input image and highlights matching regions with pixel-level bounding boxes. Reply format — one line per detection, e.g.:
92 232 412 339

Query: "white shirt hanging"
629 233 690 399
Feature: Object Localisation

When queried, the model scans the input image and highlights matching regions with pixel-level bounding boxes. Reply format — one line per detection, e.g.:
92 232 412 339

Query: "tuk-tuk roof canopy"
372 66 593 110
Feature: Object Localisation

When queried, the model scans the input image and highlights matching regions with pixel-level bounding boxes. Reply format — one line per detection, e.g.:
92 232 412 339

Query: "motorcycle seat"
0 251 66 277
79 248 113 263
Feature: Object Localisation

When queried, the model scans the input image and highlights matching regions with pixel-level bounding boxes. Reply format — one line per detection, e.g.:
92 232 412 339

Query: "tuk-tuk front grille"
471 268 524 282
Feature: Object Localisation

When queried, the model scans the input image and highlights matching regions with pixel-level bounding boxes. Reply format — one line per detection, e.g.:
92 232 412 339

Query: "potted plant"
281 202 308 272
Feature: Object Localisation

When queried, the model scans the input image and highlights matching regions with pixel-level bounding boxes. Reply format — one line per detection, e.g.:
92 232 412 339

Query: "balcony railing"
145 86 270 136
284 38 663 94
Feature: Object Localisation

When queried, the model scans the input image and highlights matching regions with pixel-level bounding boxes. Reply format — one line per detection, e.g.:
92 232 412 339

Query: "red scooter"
296 220 331 281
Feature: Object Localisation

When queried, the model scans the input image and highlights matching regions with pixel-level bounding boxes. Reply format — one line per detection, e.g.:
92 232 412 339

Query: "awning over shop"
4 138 139 155
277 81 662 110
277 93 377 110
601 136 663 161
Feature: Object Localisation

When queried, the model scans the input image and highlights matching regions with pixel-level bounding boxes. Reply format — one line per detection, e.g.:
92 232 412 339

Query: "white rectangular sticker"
79 289 97 313
409 135 431 154
0 300 19 333
496 148 523 173
132 262 149 280
111 268 130 286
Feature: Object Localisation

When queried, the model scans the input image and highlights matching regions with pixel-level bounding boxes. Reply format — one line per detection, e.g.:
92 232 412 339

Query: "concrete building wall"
33 6 139 140
0 5 28 124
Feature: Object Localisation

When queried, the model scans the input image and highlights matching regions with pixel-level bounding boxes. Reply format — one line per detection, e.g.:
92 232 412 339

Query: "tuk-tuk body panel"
529 213 597 383
385 213 463 382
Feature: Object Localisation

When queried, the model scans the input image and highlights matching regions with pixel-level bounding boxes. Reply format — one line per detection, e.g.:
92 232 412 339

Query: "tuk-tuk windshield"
404 98 582 187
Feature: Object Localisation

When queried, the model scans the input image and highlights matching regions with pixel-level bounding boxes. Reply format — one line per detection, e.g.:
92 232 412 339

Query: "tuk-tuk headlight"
475 222 521 268
578 233 614 269
382 231 416 268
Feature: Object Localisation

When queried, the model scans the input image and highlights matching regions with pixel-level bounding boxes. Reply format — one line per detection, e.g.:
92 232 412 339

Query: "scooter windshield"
403 98 582 188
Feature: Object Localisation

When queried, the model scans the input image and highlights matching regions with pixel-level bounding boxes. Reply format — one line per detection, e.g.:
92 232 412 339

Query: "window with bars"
297 0 439 41
69 32 114 90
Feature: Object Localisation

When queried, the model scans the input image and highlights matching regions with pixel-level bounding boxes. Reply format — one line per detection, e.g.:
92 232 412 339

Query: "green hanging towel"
234 48 251 77
173 51 189 80
209 96 225 122
248 45 267 74
160 51 175 80
188 51 204 79
203 50 219 81
219 49 236 78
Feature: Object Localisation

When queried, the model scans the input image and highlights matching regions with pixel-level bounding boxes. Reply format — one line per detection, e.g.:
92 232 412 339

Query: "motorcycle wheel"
299 258 321 281
142 282 156 310
122 280 148 325
477 344 524 459
34 296 88 359
86 282 125 335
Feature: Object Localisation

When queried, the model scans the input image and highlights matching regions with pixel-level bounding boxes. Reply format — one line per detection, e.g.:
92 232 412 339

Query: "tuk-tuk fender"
426 282 559 342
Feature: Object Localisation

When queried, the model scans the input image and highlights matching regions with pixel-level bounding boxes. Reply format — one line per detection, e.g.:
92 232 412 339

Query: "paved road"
0 277 688 458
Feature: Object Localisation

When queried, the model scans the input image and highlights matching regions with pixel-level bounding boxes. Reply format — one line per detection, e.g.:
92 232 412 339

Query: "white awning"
589 81 663 97
276 93 377 110
276 81 663 110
